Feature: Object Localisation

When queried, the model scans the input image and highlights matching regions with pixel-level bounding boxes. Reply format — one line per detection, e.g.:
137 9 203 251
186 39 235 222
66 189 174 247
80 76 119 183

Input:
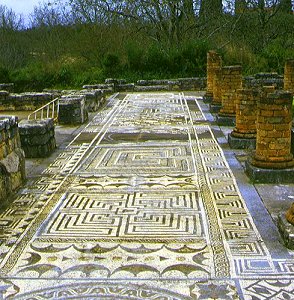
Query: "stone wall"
0 116 25 204
83 77 206 92
0 83 14 92
244 73 284 89
58 95 88 125
19 119 56 158
70 89 105 112
0 92 54 111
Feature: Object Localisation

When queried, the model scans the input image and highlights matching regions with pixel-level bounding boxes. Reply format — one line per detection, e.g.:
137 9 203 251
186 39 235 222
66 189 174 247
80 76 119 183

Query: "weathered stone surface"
278 213 294 249
134 85 170 92
116 84 135 92
228 133 256 149
245 158 294 183
137 79 169 86
74 89 105 112
0 83 14 92
59 95 88 125
82 84 114 93
0 92 54 111
244 73 284 89
0 116 25 204
19 118 56 158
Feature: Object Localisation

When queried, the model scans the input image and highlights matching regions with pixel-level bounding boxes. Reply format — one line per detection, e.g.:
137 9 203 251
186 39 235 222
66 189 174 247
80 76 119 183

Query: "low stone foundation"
58 95 88 125
0 116 25 204
278 213 294 249
19 119 56 158
72 89 105 112
0 83 14 92
245 158 294 183
0 92 54 111
228 134 256 149
244 73 284 89
83 77 206 93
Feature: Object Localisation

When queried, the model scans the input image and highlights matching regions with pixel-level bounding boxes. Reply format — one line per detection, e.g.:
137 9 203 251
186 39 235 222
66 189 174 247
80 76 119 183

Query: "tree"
0 5 24 30
199 0 223 20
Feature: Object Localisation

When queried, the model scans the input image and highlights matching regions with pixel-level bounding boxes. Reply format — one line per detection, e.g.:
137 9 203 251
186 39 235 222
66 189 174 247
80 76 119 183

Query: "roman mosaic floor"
0 92 293 299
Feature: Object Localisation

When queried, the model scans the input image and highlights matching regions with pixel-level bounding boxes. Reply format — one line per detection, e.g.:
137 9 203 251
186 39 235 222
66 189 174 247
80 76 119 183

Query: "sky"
0 0 43 16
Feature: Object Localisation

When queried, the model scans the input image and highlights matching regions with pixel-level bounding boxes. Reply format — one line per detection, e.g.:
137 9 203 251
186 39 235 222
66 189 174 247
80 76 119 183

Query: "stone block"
0 116 25 204
209 103 222 113
82 84 114 94
19 118 56 158
77 89 105 112
216 115 236 126
116 84 135 92
228 133 256 149
277 213 294 249
58 95 88 125
245 159 294 183
0 83 14 92
134 85 170 92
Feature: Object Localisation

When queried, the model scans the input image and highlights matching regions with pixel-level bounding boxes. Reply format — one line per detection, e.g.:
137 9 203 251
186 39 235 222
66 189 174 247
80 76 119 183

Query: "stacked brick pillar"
251 91 294 169
212 68 223 106
219 66 243 117
284 59 294 93
231 89 259 137
205 50 222 103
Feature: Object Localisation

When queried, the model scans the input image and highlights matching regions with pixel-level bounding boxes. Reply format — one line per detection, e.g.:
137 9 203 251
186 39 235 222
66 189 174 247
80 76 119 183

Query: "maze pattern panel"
76 143 194 176
37 190 204 243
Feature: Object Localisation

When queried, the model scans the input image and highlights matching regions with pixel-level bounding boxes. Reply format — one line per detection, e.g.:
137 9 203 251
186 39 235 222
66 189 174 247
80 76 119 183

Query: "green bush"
102 53 121 77
0 66 10 83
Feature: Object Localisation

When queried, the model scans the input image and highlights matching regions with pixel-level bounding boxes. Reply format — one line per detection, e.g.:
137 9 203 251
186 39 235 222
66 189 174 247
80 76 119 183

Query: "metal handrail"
28 97 60 121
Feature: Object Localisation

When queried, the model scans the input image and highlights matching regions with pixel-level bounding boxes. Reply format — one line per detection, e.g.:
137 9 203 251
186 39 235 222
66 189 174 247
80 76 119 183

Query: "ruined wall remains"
0 116 25 204
284 59 294 93
0 92 54 111
58 95 88 125
212 68 223 105
19 119 56 158
244 73 284 90
231 88 259 139
219 66 243 117
206 51 222 101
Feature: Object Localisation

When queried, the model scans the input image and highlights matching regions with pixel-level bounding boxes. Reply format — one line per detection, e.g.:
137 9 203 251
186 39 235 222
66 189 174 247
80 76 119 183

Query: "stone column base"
216 114 235 126
209 103 222 113
228 133 256 149
278 213 294 250
245 158 294 183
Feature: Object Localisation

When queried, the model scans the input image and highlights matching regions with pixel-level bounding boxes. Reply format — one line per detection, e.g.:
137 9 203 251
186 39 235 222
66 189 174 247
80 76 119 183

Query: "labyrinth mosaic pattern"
0 92 293 299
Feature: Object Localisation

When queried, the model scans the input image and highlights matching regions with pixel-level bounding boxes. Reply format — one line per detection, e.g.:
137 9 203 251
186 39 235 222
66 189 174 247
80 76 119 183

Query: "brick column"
205 50 222 102
212 68 222 105
284 59 294 93
252 91 294 169
231 88 259 138
219 66 243 117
